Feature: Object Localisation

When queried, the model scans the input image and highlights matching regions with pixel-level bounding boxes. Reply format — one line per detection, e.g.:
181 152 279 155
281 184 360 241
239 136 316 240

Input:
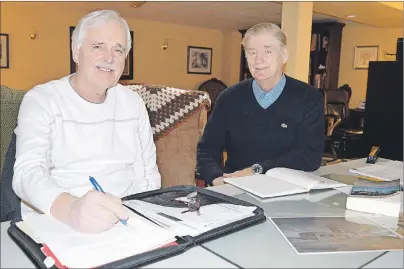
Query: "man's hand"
50 191 130 234
223 167 253 178
212 176 225 186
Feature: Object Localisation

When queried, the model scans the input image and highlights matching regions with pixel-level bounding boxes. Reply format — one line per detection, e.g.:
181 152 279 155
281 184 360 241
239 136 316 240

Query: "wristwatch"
251 163 263 175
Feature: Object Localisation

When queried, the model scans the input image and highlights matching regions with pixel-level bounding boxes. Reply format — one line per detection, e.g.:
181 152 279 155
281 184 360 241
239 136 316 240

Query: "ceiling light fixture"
346 14 357 18
131 1 146 8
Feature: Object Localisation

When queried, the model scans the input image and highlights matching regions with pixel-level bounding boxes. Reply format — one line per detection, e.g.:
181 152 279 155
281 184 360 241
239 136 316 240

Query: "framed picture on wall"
353 45 379 69
69 26 134 80
0 33 9 68
187 46 212 74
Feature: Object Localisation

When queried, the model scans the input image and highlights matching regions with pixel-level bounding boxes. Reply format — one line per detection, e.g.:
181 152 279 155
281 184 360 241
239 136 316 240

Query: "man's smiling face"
73 20 127 90
245 31 288 84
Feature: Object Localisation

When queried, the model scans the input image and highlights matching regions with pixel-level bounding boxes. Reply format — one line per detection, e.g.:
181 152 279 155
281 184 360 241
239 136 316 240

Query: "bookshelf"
309 22 345 89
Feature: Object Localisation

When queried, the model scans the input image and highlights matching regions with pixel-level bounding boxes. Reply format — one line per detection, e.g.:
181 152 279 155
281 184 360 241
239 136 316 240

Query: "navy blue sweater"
196 76 324 186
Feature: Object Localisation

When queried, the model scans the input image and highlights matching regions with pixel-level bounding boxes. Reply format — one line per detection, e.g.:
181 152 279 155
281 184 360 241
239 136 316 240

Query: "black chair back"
197 78 227 118
0 132 21 222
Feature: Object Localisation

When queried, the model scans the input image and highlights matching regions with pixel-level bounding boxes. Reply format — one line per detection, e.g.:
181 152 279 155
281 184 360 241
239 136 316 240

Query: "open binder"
8 185 266 268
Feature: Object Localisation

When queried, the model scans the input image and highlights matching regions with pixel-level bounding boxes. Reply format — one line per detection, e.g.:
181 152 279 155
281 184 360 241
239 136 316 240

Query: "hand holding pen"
89 176 128 226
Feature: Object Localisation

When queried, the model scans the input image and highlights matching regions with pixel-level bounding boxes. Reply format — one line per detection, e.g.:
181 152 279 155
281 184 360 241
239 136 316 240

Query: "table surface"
202 158 404 268
1 158 402 268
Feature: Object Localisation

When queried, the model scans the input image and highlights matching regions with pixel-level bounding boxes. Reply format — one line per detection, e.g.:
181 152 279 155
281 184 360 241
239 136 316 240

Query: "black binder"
8 185 266 268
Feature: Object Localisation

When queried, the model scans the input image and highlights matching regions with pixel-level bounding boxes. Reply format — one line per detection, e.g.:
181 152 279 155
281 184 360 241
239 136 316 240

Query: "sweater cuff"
260 160 276 174
28 187 67 215
196 166 223 186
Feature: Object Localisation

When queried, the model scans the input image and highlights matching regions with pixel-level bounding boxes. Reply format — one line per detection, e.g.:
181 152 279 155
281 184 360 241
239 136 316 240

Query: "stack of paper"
21 211 177 268
349 160 403 185
123 200 257 237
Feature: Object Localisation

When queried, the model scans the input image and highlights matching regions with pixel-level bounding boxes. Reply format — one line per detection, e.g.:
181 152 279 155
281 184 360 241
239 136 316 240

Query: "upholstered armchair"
125 84 211 187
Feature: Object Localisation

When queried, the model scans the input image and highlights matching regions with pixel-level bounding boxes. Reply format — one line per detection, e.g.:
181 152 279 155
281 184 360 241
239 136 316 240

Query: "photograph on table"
270 216 403 254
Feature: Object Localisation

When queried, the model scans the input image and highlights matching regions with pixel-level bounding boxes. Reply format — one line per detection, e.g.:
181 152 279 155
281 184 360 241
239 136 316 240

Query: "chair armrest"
324 115 342 136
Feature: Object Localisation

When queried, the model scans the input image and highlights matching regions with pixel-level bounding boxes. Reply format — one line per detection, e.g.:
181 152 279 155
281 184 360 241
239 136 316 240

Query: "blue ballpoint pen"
89 176 128 226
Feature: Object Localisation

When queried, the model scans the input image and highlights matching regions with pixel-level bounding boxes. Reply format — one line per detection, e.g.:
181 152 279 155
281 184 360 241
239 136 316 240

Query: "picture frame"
0 33 9 68
187 46 212 74
69 26 134 80
353 45 379 69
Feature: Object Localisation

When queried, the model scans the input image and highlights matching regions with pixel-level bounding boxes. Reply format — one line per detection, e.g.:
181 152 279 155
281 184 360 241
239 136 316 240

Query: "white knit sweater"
12 76 161 215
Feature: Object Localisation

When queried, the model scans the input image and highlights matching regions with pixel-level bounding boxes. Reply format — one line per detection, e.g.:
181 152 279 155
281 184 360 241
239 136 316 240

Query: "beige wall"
0 2 241 91
338 24 402 108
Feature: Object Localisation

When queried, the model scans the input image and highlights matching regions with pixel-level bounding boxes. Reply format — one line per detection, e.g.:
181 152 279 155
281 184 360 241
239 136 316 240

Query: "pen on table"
89 176 128 226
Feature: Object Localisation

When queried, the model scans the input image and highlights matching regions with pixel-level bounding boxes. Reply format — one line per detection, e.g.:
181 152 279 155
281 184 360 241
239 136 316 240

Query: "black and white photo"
187 46 212 74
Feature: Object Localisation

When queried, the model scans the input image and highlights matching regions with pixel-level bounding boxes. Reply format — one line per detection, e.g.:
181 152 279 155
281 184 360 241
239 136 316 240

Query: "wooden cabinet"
238 22 345 89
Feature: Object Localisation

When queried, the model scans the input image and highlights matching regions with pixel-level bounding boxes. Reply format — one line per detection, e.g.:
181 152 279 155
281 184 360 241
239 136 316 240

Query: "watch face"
252 164 263 174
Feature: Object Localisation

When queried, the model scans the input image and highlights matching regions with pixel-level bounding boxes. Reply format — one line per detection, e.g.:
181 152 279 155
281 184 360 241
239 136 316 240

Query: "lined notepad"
22 212 177 268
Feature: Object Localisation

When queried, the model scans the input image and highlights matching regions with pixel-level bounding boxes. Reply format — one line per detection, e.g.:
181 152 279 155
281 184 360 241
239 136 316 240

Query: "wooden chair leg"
195 179 206 188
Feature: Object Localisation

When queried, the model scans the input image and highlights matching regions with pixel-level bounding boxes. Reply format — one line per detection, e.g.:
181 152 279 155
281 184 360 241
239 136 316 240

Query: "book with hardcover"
224 167 346 199
350 178 401 197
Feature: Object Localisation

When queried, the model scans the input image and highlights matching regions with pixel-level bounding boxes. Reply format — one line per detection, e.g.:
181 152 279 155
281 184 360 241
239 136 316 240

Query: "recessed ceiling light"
131 1 146 8
346 14 357 18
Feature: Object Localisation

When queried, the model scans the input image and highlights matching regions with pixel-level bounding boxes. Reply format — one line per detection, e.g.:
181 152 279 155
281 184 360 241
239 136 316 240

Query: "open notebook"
224 167 346 199
9 186 266 269
20 211 177 268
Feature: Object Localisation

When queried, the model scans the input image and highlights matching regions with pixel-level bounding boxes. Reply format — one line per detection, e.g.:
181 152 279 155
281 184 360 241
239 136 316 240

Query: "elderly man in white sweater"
12 10 161 234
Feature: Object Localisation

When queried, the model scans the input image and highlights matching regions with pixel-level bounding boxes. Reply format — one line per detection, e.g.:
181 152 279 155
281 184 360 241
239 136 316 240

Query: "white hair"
241 23 287 51
71 10 131 56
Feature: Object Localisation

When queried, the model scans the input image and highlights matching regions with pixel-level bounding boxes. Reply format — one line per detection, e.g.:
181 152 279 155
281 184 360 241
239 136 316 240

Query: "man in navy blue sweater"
196 23 324 186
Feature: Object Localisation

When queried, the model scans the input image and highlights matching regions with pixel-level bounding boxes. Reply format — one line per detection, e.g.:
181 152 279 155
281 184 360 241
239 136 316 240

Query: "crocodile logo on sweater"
281 123 288 128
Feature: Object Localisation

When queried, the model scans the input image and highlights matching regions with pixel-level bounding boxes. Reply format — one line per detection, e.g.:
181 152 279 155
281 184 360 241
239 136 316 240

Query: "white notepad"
124 200 257 237
224 167 346 199
349 161 403 184
22 212 177 268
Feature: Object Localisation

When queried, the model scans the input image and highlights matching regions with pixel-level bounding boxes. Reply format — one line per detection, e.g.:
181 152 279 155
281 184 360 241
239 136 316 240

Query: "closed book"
346 192 403 217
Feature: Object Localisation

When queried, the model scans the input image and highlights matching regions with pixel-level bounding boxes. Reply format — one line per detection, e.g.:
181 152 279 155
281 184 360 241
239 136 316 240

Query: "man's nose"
104 49 114 63
254 51 265 63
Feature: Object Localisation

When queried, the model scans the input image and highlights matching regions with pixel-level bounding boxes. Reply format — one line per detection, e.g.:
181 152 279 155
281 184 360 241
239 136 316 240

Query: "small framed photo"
69 26 134 80
0 33 9 68
187 46 212 74
353 46 379 69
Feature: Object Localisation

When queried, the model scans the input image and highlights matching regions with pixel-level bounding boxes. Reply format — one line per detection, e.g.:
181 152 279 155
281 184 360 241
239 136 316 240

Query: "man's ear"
282 46 289 64
72 45 80 64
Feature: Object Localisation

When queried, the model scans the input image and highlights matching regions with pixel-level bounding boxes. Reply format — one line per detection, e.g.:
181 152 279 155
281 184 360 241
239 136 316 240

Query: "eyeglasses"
179 191 201 216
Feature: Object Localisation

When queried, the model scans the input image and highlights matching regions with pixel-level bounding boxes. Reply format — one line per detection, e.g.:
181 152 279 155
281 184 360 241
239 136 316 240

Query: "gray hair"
71 10 131 56
241 23 287 51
